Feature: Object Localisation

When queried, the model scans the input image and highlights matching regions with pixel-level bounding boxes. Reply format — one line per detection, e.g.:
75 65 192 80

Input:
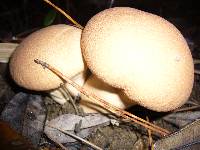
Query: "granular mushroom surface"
80 75 134 113
81 7 194 112
10 24 86 91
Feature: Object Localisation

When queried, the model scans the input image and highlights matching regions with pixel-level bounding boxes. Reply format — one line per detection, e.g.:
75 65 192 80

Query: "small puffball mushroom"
81 7 194 112
80 75 134 113
9 24 86 91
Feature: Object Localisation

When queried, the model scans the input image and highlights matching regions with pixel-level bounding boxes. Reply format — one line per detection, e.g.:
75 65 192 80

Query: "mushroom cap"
10 24 86 91
80 75 134 113
81 7 194 112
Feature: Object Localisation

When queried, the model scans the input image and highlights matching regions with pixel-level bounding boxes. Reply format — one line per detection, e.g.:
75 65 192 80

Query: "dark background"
0 0 200 59
0 0 200 37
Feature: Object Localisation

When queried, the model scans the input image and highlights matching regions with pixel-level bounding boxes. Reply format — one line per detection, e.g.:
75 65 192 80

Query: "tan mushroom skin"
81 7 194 112
80 75 134 113
10 24 86 91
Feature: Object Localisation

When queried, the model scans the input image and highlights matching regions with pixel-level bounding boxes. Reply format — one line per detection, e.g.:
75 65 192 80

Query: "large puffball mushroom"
81 7 194 112
9 24 86 92
80 75 134 113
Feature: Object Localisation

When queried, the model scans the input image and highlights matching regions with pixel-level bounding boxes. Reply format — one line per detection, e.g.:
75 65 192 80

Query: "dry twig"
45 132 68 150
34 59 170 136
173 105 200 112
194 59 200 75
60 83 80 115
47 125 103 150
43 0 84 29
146 116 153 150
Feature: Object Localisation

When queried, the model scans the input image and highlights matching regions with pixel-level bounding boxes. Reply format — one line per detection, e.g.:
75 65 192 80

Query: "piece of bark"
154 120 200 150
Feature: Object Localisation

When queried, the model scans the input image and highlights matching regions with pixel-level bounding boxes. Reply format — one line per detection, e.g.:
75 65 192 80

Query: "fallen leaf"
163 111 200 127
1 92 46 146
44 113 110 143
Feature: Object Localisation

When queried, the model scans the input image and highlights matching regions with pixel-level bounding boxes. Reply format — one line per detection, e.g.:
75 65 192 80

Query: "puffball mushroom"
10 24 86 92
80 75 134 113
81 7 194 112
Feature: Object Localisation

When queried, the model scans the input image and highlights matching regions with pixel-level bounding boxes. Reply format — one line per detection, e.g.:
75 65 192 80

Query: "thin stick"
45 132 68 150
108 0 115 8
43 0 84 29
194 70 200 75
34 59 170 136
47 125 103 150
60 84 79 115
194 59 200 64
146 116 153 150
173 105 200 112
194 59 200 75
